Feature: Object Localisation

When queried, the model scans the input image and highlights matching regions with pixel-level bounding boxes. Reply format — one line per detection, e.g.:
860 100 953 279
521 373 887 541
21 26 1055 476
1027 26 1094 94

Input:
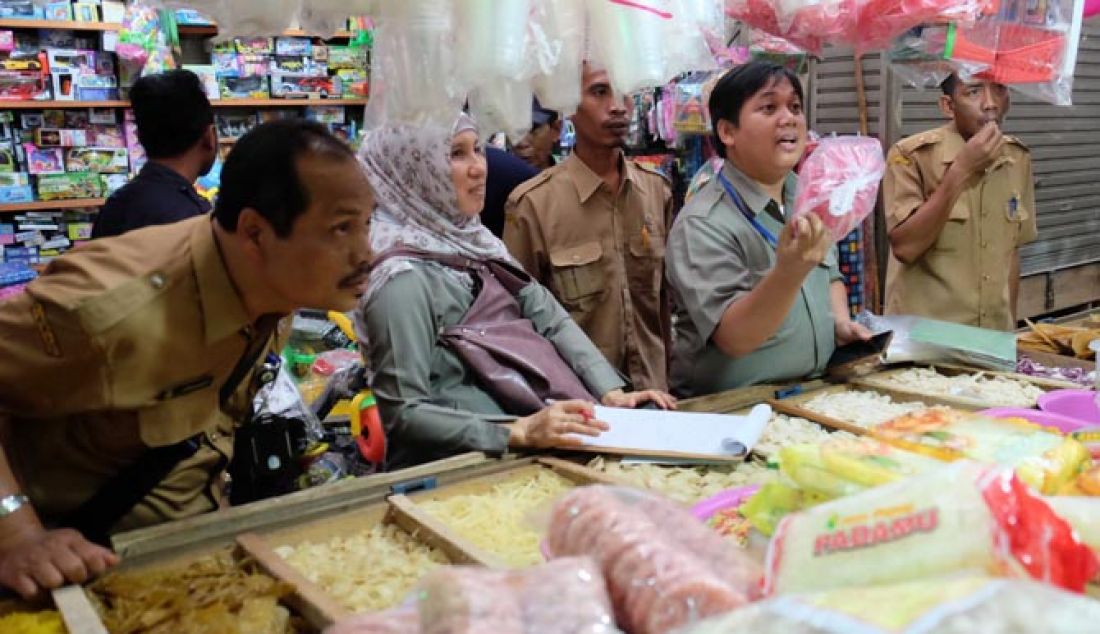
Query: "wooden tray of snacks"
239 488 513 626
81 545 312 633
852 364 1061 410
0 586 107 634
767 383 953 436
397 456 616 569
111 452 496 565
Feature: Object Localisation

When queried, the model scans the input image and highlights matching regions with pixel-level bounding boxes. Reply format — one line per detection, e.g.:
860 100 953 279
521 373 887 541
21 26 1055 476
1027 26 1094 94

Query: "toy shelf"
210 98 368 107
0 198 105 212
178 25 355 38
0 100 130 109
0 19 122 32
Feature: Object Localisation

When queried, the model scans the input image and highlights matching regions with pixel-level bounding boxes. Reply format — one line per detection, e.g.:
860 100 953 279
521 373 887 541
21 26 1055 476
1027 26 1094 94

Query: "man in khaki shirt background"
0 120 374 599
504 64 673 392
885 74 1037 331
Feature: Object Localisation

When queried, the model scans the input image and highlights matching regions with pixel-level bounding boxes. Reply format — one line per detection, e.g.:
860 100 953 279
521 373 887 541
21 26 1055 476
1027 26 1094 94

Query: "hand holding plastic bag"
792 136 885 242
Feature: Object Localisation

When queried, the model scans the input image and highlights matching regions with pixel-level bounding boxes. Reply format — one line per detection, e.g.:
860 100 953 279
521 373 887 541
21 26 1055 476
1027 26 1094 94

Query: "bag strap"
370 248 532 296
64 318 278 546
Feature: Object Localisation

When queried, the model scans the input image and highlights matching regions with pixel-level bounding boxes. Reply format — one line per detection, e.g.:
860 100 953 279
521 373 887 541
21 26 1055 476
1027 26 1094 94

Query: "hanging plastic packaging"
532 0 586 115
469 79 534 140
586 0 672 95
725 0 828 55
454 0 533 85
674 575 1100 634
765 461 1099 595
662 0 720 78
855 0 994 54
946 0 1085 106
364 0 463 129
791 136 885 243
546 485 762 634
213 0 297 38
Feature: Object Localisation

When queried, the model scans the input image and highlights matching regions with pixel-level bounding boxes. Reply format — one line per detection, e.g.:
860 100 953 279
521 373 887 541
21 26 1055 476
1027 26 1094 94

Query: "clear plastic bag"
531 0 586 115
854 0 993 53
674 575 1100 634
454 0 533 85
585 0 672 95
725 0 827 55
364 0 463 128
297 0 376 37
547 485 762 634
469 79 534 141
791 136 885 243
213 0 298 38
765 461 1099 595
324 604 419 634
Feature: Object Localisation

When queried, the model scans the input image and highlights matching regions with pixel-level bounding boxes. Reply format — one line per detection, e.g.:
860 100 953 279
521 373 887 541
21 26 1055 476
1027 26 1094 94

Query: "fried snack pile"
1019 317 1100 360
87 552 295 634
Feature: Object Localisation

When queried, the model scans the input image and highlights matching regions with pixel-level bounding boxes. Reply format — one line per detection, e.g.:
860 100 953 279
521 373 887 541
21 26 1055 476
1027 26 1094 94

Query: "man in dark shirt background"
92 70 218 239
480 101 561 237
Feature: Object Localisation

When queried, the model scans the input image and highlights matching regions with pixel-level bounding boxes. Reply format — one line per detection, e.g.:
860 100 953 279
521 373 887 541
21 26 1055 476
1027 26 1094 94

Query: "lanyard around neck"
717 172 779 248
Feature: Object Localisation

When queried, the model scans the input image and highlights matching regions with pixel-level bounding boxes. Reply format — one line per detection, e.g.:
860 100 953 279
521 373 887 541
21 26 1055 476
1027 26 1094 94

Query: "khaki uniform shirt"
360 261 625 470
0 216 275 533
666 162 842 397
884 124 1037 331
504 153 673 391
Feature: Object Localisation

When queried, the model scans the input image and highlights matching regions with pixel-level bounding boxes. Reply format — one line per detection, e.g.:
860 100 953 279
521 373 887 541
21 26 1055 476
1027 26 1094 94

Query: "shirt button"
208 431 219 442
983 274 991 281
572 255 580 263
149 273 166 289
981 241 989 248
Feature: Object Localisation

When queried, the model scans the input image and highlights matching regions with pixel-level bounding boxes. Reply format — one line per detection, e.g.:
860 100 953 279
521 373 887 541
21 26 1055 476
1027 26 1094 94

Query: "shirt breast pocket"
935 200 972 253
549 242 607 306
138 385 222 447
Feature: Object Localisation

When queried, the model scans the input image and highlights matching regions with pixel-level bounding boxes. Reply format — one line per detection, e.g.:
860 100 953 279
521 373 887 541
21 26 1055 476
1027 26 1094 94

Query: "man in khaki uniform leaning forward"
884 74 1037 331
0 120 373 600
505 64 673 393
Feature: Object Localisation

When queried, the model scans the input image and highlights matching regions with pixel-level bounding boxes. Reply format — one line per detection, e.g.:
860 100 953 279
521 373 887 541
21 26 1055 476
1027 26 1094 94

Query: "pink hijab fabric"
358 114 513 306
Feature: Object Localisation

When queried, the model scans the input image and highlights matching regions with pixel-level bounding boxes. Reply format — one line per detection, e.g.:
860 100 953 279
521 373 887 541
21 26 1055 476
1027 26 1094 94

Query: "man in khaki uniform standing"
504 65 673 392
0 120 374 599
885 74 1037 330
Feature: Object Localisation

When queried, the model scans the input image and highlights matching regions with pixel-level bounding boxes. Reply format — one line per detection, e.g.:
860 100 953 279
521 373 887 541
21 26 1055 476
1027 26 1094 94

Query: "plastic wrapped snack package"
415 558 617 634
324 604 420 634
673 575 1100 634
547 485 762 634
778 438 943 500
532 0 586 115
765 462 1099 595
791 136 885 242
365 0 463 128
469 79 534 141
585 0 671 95
454 0 533 84
871 408 1091 495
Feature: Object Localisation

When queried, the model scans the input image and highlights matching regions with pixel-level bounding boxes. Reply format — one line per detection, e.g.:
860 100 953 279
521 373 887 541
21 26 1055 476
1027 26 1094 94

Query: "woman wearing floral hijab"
357 115 675 469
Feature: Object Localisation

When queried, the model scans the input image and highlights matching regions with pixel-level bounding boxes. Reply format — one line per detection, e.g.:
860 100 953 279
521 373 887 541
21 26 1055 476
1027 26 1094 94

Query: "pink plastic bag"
791 136 885 242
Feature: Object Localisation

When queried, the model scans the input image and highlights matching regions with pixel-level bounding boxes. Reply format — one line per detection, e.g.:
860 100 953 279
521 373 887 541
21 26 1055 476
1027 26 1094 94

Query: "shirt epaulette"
505 167 557 205
894 128 943 155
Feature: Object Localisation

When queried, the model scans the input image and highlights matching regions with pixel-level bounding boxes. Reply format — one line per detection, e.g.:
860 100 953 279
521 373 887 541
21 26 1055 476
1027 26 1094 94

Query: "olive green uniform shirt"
666 162 842 397
361 261 625 470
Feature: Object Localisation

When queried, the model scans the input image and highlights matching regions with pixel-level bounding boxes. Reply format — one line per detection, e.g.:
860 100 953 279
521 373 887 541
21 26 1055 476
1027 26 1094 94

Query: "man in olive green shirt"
666 61 869 397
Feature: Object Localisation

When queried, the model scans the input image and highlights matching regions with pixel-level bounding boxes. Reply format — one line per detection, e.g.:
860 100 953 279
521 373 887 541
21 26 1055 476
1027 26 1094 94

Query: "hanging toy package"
946 0 1086 106
791 135 885 242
